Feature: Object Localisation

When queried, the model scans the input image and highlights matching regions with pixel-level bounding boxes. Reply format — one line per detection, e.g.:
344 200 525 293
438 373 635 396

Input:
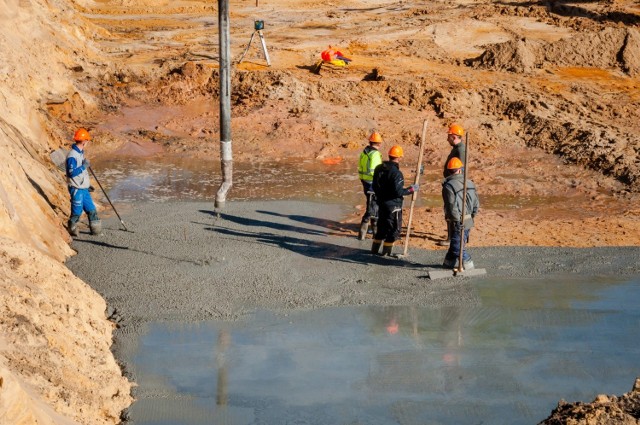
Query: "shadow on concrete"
206 225 424 270
255 209 356 233
73 238 205 266
73 238 129 250
200 209 329 237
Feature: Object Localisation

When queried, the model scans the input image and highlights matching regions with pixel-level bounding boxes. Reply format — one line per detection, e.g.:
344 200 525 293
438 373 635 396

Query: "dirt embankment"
541 378 640 425
1 0 640 423
0 0 131 423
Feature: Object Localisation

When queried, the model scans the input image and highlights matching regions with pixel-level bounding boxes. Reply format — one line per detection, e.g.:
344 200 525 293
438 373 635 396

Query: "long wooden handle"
457 132 469 271
402 120 428 256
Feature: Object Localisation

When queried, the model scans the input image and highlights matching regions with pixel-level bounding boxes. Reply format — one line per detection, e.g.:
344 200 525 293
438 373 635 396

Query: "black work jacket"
372 161 412 209
443 142 466 177
442 173 479 229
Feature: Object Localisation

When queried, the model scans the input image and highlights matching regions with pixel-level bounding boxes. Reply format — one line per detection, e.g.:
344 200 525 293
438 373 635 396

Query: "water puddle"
90 154 563 210
90 155 439 207
127 275 640 424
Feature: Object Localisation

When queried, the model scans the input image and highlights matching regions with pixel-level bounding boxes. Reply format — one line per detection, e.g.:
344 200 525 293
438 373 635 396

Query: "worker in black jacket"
438 123 467 246
371 145 418 256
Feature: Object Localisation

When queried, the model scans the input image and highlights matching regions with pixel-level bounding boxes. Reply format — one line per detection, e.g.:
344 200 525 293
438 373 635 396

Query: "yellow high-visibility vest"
358 147 383 182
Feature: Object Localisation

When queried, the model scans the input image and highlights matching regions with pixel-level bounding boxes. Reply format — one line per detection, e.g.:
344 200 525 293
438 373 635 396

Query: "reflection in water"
216 330 229 407
92 156 360 204
129 276 640 425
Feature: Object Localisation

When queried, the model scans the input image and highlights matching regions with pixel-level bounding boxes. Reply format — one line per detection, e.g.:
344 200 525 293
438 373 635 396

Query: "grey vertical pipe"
215 0 233 210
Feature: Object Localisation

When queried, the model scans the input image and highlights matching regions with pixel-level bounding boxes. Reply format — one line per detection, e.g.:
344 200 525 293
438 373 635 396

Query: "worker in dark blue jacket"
371 145 418 256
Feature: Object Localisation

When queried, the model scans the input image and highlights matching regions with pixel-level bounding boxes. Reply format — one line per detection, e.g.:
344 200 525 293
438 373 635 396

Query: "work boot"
89 220 103 236
371 240 382 255
437 239 450 247
381 243 394 257
68 221 79 237
358 221 369 241
463 260 474 270
442 257 456 269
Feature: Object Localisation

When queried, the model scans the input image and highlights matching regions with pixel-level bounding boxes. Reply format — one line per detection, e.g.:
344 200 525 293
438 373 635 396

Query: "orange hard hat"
388 145 403 158
369 132 382 144
73 128 91 142
447 157 463 170
448 123 465 137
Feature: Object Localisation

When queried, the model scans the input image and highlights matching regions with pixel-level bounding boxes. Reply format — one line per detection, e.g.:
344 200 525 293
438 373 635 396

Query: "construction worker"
442 157 479 270
66 128 101 237
357 131 383 240
371 145 418 256
439 123 467 246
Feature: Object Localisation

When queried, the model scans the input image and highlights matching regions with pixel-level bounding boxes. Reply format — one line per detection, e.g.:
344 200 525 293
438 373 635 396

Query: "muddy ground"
61 0 640 250
37 0 640 422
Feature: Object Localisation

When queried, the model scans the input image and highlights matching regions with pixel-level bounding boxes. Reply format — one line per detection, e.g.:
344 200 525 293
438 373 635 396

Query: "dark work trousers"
445 222 471 263
446 220 454 240
361 180 379 224
374 205 402 243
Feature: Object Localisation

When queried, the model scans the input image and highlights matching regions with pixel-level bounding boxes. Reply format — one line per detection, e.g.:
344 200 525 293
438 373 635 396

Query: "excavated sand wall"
459 27 640 189
0 0 132 423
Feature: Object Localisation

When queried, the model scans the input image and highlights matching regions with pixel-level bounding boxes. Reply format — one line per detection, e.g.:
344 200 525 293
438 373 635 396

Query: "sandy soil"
73 0 640 250
1 0 639 423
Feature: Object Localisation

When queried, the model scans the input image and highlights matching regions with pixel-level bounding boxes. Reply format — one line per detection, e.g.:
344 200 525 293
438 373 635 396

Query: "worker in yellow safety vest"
357 132 383 240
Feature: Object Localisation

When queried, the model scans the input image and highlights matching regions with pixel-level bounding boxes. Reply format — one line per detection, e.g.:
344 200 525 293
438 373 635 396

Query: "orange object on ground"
321 45 351 63
322 157 342 165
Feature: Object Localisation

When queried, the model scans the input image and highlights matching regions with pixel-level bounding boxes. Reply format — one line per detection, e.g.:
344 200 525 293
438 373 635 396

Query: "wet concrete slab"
64 157 640 424
124 276 640 425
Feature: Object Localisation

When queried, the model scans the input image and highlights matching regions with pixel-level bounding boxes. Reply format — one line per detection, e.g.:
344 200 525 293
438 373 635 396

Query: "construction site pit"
64 164 640 424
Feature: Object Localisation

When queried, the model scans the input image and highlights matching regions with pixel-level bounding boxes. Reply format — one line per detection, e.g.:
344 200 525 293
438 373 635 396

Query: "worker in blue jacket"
66 128 101 237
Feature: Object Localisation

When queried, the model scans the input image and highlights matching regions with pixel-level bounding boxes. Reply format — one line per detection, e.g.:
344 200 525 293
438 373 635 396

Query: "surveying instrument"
238 19 271 66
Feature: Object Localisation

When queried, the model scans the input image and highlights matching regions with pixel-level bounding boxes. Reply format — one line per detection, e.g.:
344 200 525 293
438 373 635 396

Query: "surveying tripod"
238 20 271 66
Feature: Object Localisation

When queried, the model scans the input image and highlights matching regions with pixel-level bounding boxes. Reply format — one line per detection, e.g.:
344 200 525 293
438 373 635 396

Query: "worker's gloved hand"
409 183 419 193
82 158 91 169
89 185 95 192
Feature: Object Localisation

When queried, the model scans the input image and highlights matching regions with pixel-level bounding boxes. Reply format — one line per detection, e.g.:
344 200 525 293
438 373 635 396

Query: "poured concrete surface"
65 200 640 423
66 199 640 326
